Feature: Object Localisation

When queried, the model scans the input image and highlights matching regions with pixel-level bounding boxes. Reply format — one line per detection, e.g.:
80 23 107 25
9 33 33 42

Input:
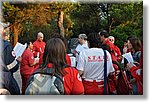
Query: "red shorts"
83 79 105 95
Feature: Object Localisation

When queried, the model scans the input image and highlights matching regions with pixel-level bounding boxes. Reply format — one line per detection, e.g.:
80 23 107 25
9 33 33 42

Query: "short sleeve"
76 51 85 71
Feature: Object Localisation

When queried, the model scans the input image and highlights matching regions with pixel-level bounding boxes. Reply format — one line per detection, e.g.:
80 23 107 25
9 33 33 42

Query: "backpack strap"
32 67 63 82
112 61 122 70
103 50 107 95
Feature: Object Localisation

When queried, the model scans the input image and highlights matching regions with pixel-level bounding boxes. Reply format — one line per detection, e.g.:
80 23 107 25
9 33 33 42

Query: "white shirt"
75 41 89 53
76 48 114 80
75 41 89 62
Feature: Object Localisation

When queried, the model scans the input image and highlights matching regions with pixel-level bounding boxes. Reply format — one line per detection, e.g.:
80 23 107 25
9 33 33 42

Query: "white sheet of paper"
121 52 134 63
13 42 27 58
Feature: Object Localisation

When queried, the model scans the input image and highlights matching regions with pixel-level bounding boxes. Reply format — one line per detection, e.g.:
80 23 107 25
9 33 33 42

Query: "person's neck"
102 38 107 44
27 47 31 51
37 39 41 42
82 40 87 45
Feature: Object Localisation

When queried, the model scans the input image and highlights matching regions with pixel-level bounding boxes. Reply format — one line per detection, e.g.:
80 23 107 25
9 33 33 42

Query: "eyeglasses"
109 39 114 41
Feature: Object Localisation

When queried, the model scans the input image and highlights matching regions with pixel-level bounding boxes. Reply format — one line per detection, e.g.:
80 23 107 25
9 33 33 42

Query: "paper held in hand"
13 42 27 58
121 52 134 63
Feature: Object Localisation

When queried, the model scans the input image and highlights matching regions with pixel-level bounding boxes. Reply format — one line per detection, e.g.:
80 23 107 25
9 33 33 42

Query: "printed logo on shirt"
77 73 82 81
88 55 108 62
11 51 16 57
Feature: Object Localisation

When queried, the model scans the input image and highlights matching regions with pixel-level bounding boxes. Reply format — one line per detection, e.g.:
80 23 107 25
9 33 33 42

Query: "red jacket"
105 39 121 62
20 48 34 75
33 39 46 71
33 39 46 64
47 63 84 95
129 66 143 95
104 39 115 51
63 67 84 94
66 54 71 66
129 47 143 95
114 45 122 62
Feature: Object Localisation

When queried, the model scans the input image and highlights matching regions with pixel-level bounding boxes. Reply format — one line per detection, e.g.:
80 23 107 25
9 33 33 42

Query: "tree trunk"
65 15 71 37
13 26 19 46
13 23 22 46
58 11 65 37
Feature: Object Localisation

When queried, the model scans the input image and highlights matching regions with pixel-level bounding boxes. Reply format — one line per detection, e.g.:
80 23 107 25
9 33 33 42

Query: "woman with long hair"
127 37 142 95
40 38 84 95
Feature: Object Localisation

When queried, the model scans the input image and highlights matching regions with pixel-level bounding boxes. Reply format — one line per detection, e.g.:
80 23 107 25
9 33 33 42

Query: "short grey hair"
37 32 44 37
108 36 115 40
0 22 10 36
78 34 87 40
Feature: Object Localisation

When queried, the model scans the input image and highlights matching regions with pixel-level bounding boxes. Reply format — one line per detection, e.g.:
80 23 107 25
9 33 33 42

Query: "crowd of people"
0 22 143 95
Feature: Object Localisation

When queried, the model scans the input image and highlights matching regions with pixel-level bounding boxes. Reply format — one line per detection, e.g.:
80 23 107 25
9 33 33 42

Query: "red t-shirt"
20 48 34 75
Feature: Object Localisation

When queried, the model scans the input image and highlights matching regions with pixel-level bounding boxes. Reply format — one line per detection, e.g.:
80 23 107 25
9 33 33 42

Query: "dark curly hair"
100 30 109 38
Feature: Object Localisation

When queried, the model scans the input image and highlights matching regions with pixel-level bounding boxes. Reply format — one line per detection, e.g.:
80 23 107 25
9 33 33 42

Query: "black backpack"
25 67 64 95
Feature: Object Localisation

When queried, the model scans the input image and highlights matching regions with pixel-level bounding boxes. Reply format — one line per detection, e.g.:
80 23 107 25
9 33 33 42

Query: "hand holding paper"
13 42 27 59
34 57 39 64
121 52 134 63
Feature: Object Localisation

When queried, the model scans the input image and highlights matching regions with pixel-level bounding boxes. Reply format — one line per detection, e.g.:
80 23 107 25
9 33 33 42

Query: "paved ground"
13 68 22 94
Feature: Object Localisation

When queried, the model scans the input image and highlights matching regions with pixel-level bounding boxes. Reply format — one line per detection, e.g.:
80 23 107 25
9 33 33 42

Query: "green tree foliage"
71 2 143 49
2 1 77 45
70 3 108 36
109 2 143 48
2 1 143 49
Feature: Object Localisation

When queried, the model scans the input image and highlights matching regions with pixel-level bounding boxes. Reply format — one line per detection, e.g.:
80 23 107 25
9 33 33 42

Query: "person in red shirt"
100 30 114 52
100 30 117 61
20 41 39 94
41 38 84 94
100 30 120 72
108 36 122 62
126 47 143 95
101 31 122 62
33 32 46 72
